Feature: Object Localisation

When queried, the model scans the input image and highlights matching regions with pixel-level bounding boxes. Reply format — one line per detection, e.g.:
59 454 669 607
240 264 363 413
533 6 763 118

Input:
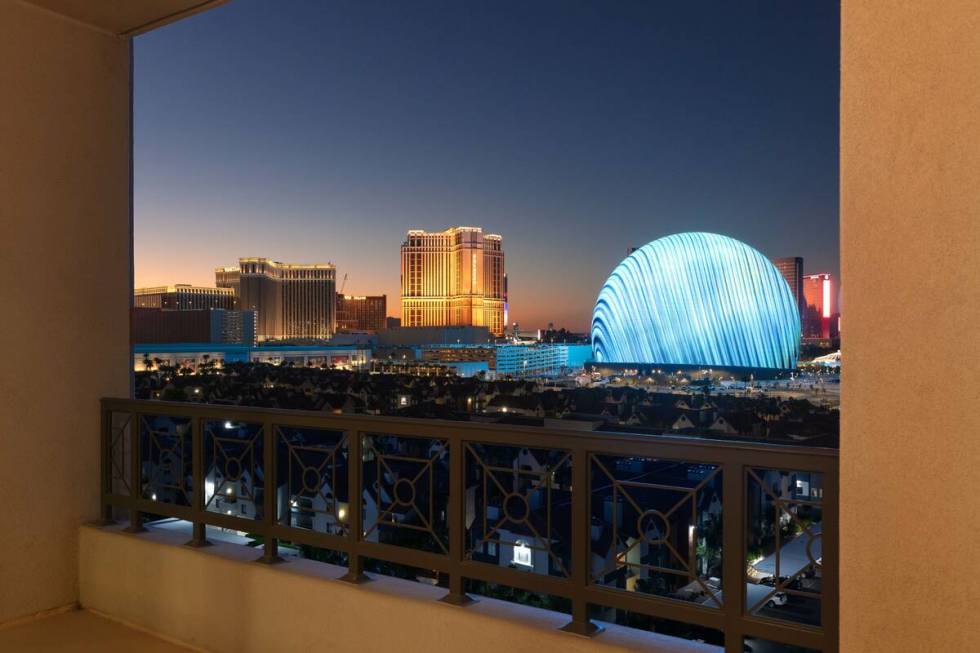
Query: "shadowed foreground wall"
841 1 980 650
79 526 717 653
0 1 130 623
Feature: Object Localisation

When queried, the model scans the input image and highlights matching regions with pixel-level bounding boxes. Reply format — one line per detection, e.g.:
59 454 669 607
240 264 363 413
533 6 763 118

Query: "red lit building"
803 273 838 339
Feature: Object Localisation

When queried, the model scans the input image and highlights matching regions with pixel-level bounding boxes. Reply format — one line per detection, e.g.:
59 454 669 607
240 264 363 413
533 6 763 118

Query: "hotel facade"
336 293 386 332
216 258 336 341
773 256 805 323
133 284 236 310
400 226 506 336
803 273 837 339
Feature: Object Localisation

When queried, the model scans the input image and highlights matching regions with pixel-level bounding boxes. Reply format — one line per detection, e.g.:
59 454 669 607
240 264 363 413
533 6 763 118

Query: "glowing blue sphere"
591 232 800 369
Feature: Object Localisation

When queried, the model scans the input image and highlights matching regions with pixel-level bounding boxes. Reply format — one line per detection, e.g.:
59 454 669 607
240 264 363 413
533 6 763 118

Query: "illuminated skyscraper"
400 226 506 336
773 257 805 326
803 273 835 339
216 258 336 341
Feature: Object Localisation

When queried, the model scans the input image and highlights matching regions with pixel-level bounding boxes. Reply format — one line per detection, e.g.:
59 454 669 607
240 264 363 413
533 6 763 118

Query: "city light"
822 276 831 318
512 541 532 567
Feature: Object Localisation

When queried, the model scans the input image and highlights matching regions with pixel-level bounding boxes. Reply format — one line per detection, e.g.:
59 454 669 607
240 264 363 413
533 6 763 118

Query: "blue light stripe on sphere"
591 232 800 369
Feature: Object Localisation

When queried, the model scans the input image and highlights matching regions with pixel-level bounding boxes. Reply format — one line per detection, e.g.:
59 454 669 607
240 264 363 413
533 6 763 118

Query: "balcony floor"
0 609 195 652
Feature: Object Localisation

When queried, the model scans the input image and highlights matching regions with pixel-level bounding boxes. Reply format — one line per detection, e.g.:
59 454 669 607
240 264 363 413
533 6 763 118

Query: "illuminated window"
513 540 532 567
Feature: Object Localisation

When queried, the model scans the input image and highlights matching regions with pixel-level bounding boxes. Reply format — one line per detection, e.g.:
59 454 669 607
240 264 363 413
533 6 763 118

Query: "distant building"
385 316 401 330
413 342 592 378
803 273 837 339
214 266 240 296
131 308 256 345
772 257 805 326
369 359 488 377
336 294 386 332
495 343 593 378
133 343 370 372
376 325 492 347
400 226 506 336
134 285 236 310
422 346 497 368
209 309 256 345
217 258 336 341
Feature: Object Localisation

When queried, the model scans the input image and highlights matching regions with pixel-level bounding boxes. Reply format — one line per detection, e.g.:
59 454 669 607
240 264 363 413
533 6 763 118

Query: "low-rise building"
131 307 256 345
134 284 236 310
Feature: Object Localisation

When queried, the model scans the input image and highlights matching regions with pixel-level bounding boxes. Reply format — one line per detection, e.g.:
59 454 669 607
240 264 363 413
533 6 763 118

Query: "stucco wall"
79 525 718 653
0 0 131 623
841 1 980 650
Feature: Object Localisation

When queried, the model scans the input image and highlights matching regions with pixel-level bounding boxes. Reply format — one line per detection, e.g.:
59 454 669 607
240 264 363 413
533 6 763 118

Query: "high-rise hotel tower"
803 273 838 339
400 226 506 336
772 257 805 325
216 258 336 341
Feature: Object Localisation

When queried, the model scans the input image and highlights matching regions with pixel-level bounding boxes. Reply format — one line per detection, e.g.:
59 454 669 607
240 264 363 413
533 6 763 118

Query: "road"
752 522 821 579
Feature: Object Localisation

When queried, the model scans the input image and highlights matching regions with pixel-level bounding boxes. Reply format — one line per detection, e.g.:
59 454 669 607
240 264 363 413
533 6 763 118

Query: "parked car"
766 591 789 608
758 575 789 587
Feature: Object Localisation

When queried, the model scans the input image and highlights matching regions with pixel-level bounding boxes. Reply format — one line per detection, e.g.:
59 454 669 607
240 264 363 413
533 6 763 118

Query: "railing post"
185 416 210 548
124 412 146 533
341 429 370 583
722 461 746 653
96 406 115 525
822 462 840 653
440 437 474 606
258 419 284 564
561 446 600 636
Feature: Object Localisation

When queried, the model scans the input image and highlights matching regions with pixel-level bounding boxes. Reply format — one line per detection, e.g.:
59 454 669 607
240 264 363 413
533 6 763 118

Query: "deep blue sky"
135 0 840 331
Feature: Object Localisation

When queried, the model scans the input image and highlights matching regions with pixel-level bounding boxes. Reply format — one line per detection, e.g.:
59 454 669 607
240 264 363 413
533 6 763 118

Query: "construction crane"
339 273 348 295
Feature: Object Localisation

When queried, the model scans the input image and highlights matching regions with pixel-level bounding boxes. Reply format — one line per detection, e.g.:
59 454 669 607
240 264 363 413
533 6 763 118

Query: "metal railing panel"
99 397 838 652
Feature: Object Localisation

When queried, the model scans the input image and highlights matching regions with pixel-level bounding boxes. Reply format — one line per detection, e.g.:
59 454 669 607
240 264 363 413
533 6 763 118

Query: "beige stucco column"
0 1 131 623
0 0 228 625
841 1 980 650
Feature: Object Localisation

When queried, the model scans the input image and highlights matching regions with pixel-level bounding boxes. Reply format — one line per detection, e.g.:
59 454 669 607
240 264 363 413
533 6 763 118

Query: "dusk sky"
134 0 840 331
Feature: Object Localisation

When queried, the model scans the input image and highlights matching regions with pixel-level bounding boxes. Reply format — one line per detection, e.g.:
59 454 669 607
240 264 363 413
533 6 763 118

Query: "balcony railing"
99 398 838 652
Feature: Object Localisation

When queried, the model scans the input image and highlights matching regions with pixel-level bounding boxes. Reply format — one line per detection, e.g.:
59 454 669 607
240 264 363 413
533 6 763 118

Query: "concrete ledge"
79 524 718 653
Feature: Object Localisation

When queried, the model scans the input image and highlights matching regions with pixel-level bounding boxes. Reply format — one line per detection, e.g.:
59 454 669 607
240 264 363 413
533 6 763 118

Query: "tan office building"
217 258 336 341
400 226 506 336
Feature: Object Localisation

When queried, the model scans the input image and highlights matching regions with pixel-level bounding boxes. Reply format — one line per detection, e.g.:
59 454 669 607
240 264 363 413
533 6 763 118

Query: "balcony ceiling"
23 0 229 36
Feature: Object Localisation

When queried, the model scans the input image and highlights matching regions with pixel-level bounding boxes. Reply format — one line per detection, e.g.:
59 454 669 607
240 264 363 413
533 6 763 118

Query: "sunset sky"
134 0 839 331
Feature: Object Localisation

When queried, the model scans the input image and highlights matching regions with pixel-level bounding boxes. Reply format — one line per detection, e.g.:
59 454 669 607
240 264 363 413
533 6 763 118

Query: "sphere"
591 232 800 369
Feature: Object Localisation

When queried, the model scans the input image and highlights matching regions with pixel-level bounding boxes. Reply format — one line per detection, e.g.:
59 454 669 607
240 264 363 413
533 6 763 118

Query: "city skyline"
134 0 839 331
